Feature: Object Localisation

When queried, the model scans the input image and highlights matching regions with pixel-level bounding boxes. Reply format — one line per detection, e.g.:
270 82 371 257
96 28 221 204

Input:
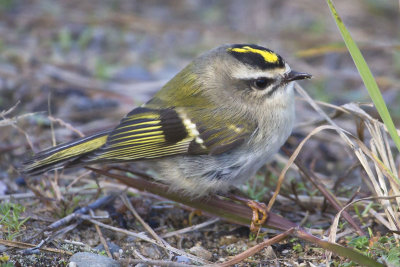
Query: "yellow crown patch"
228 46 279 64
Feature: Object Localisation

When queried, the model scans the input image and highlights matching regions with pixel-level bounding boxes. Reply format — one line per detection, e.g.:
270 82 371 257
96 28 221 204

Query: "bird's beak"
285 71 312 82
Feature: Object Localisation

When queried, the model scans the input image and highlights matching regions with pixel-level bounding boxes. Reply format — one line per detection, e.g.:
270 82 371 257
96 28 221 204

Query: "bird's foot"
247 200 268 233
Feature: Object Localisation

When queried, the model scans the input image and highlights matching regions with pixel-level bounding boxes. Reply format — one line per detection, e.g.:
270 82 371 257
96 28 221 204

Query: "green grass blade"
326 0 400 153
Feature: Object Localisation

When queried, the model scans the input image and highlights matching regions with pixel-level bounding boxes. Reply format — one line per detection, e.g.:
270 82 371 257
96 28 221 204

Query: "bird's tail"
20 130 110 176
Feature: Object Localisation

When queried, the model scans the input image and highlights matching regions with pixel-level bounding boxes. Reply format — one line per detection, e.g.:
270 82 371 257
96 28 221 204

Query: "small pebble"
141 245 162 259
189 244 212 261
281 249 290 255
94 210 109 218
69 252 120 267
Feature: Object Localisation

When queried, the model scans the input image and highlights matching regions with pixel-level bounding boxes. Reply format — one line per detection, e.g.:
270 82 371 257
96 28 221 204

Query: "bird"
21 44 311 197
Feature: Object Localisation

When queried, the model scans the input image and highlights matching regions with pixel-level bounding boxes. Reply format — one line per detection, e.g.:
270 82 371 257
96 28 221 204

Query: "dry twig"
80 214 209 265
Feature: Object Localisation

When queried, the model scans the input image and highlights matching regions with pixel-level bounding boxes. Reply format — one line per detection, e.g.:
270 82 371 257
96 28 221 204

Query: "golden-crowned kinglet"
21 44 311 196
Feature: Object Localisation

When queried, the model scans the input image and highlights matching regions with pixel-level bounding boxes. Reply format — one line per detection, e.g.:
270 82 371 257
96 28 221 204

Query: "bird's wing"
87 106 251 162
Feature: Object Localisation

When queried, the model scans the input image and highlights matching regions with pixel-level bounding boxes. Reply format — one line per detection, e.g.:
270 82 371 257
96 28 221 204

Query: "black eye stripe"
250 77 274 90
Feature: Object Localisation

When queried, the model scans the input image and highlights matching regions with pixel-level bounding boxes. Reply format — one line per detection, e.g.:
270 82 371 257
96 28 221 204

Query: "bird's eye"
252 77 273 90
